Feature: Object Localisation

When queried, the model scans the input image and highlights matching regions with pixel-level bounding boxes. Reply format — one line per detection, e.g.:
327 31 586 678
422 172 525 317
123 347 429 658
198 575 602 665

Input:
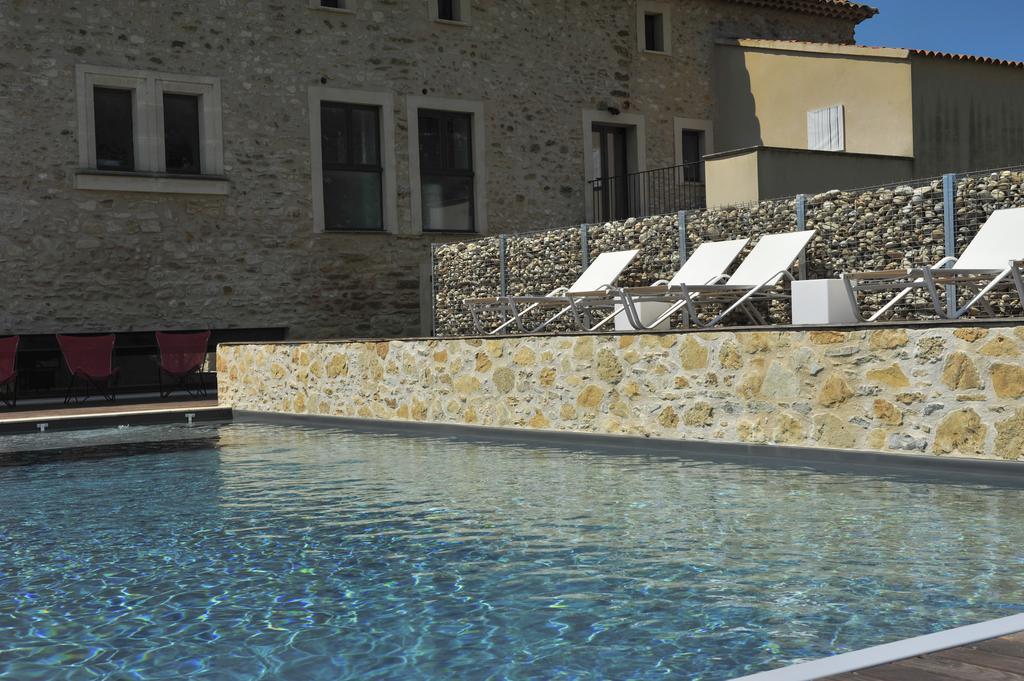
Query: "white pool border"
730 612 1024 680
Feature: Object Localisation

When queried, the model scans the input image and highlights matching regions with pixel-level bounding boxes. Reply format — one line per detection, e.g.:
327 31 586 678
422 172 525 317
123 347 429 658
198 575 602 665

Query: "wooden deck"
825 631 1024 680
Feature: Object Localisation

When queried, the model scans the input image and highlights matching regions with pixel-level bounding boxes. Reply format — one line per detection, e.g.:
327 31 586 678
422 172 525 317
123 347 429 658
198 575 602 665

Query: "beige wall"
705 150 761 206
911 56 1024 177
714 41 914 158
706 147 914 205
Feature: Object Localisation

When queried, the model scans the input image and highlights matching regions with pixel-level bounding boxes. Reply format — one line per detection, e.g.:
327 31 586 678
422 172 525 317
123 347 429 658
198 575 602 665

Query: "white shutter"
807 104 845 152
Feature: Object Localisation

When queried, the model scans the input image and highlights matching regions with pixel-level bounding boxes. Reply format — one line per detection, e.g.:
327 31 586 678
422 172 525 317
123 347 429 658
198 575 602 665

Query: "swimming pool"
1 421 1022 680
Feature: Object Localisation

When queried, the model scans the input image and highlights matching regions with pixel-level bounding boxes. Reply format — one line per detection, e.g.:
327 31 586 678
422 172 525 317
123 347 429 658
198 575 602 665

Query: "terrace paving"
824 630 1024 680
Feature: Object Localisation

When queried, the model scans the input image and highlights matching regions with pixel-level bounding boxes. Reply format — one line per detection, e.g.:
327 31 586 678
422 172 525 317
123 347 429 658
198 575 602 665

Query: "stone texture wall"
218 324 1024 460
0 0 857 340
434 169 1024 335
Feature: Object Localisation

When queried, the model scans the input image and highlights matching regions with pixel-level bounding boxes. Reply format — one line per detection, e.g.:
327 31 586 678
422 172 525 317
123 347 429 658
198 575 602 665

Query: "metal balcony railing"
588 162 706 223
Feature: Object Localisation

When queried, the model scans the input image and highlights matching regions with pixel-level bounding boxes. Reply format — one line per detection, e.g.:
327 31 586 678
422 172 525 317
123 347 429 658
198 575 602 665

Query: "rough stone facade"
435 169 1024 335
0 1 858 339
218 324 1024 460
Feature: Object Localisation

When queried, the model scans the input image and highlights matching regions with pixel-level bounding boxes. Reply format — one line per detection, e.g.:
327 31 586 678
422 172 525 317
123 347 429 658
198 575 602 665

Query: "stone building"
0 0 874 341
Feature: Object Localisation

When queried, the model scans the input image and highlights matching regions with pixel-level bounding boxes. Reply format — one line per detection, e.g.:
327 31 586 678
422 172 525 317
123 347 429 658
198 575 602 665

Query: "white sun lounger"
615 231 816 329
465 249 639 334
841 207 1024 321
582 238 749 331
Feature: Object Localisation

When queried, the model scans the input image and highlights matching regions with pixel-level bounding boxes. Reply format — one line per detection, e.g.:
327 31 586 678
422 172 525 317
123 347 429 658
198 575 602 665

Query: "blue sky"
855 0 1024 62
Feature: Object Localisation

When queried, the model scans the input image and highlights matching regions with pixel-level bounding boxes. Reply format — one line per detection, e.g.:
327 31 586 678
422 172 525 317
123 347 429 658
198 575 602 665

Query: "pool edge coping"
728 613 1024 681
0 406 232 434
232 410 1024 479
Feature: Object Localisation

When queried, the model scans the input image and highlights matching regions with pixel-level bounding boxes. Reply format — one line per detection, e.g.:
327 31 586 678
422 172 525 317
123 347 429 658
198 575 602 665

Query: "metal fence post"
580 223 590 269
943 173 957 317
795 194 808 280
498 234 508 297
429 243 438 337
677 210 688 265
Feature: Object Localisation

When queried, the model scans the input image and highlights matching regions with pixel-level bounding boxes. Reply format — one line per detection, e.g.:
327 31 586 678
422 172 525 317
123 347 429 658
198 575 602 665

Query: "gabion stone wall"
433 238 500 336
433 169 1024 336
587 215 681 289
506 229 582 297
805 180 945 278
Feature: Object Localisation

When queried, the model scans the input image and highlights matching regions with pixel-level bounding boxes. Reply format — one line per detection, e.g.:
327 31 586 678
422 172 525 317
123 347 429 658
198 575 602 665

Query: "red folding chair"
0 336 18 408
57 334 118 404
156 331 211 398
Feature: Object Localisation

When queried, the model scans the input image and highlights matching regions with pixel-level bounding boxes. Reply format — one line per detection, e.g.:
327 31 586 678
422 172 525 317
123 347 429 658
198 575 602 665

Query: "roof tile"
724 0 878 23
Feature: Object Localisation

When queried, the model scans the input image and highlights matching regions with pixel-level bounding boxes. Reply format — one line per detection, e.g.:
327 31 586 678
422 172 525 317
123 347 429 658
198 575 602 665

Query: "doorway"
591 124 630 221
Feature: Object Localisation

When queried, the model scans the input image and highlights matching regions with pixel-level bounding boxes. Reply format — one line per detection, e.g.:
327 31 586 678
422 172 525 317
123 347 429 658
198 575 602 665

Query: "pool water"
1 422 1023 680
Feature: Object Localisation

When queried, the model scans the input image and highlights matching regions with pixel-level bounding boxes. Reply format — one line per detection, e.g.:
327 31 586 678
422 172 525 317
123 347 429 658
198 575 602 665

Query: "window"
636 2 671 55
310 0 352 12
644 13 665 53
310 87 397 234
163 93 201 174
320 102 384 231
673 117 713 185
75 65 225 194
808 104 846 152
429 0 470 24
93 87 135 171
418 110 474 232
680 129 705 182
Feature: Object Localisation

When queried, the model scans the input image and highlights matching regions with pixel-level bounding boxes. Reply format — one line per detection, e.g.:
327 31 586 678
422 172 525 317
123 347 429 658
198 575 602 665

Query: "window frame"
674 116 714 183
417 108 476 233
308 0 354 14
319 101 385 232
407 96 487 234
92 86 138 172
309 87 398 234
75 64 225 194
428 0 471 25
636 1 672 56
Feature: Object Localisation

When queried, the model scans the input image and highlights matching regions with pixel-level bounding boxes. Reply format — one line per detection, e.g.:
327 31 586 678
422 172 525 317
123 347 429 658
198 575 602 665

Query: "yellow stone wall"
217 326 1024 460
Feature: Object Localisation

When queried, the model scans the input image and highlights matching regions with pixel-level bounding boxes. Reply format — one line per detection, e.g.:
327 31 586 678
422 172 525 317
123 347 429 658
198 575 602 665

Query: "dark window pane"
437 0 457 20
164 93 201 174
323 170 383 231
350 107 380 166
644 13 664 52
320 101 383 231
422 174 473 232
321 103 350 166
94 87 134 171
320 0 343 7
418 114 443 171
418 110 472 172
447 114 472 170
418 110 475 231
681 129 704 181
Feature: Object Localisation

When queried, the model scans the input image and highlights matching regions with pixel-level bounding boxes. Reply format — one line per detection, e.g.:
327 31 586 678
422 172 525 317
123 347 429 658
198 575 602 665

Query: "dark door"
592 124 629 221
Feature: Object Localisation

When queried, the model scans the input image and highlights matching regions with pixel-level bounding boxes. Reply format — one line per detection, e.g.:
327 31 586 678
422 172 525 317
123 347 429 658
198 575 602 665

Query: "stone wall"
434 169 1024 335
218 324 1024 460
0 0 857 340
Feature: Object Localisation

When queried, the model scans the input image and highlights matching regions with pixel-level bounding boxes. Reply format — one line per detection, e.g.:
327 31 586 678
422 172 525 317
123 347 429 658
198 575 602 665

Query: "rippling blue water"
1 422 1023 680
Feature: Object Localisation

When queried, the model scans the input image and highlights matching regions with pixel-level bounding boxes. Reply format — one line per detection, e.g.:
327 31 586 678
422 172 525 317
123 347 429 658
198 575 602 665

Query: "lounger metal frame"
841 259 1024 321
612 232 815 330
466 250 639 335
840 208 1024 321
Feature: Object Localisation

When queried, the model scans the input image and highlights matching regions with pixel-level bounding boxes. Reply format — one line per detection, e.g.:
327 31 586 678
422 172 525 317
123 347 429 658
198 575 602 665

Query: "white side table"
792 279 860 325
614 301 673 332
